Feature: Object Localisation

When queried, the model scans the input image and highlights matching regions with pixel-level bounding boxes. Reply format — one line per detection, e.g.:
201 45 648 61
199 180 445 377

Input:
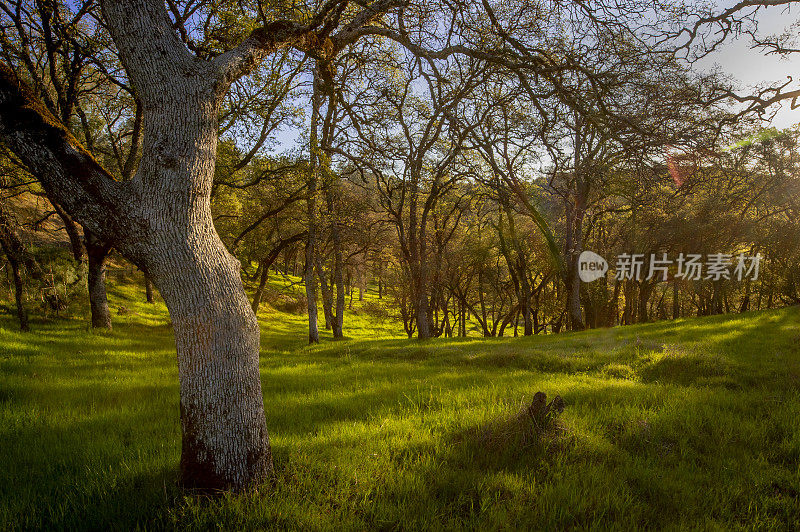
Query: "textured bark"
85 231 112 329
0 0 403 492
0 0 283 491
103 0 273 491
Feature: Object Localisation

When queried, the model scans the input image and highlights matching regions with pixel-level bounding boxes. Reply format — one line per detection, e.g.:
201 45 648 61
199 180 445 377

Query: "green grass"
0 270 799 529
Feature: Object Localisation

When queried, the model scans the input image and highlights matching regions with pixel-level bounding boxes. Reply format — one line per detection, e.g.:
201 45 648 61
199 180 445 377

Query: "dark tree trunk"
53 202 85 263
9 257 29 332
250 261 263 282
0 200 60 321
415 276 431 338
252 261 270 313
739 279 751 313
711 280 723 315
305 74 321 344
252 233 306 314
315 256 334 329
145 274 154 303
329 204 345 338
672 280 680 319
85 231 112 329
638 280 653 323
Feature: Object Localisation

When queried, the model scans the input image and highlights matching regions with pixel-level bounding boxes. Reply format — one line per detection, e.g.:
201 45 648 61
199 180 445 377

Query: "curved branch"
0 61 138 251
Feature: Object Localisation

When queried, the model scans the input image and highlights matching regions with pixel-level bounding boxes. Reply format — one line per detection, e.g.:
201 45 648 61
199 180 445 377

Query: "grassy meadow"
0 268 799 529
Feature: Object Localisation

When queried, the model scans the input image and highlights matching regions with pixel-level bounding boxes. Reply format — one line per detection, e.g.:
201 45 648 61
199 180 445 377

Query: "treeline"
215 124 800 339
0 0 798 341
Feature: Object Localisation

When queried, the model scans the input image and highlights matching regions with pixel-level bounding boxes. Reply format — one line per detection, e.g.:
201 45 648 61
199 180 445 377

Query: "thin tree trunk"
53 202 85 263
672 280 679 319
638 280 653 323
305 72 321 344
252 261 270 313
145 274 154 303
315 256 334 329
415 275 432 338
250 261 263 282
563 122 589 331
8 257 29 332
328 190 345 338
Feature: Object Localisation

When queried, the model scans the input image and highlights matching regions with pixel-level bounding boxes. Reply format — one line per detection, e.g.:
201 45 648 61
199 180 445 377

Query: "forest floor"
1 269 799 530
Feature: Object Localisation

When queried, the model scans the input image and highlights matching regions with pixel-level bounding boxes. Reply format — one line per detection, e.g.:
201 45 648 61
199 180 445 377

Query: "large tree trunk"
0 0 335 491
85 231 112 329
149 236 271 490
131 82 272 490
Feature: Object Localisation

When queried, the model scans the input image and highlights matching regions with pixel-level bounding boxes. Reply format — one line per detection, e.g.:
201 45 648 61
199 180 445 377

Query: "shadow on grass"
1 408 182 530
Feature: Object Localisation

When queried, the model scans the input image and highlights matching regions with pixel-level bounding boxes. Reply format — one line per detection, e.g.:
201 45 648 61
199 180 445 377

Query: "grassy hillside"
0 271 798 529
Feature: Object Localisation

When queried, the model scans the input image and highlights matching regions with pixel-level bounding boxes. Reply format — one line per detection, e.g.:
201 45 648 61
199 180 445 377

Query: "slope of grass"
0 272 798 529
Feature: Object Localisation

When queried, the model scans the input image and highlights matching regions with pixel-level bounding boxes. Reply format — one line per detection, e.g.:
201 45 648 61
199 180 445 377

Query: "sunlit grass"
0 270 798 529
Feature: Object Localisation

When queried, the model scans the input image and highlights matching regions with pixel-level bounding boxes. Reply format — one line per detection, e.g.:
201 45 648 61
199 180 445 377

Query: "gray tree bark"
0 0 405 493
0 0 317 489
98 0 273 489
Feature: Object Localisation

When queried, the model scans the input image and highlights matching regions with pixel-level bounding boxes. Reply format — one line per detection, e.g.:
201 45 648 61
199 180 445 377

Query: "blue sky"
697 2 800 129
